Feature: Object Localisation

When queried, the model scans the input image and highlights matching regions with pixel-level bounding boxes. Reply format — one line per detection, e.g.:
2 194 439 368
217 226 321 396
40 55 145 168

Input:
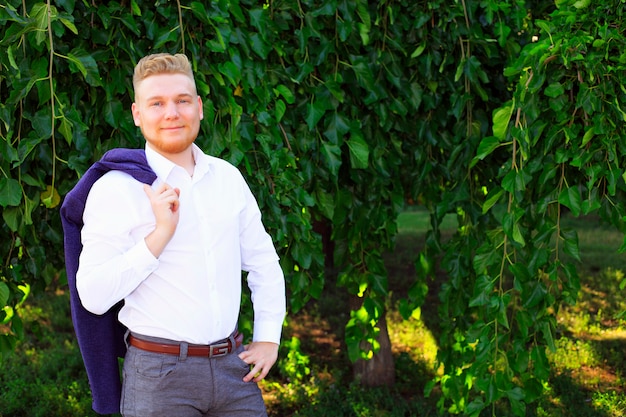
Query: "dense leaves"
2 0 625 415
432 0 626 415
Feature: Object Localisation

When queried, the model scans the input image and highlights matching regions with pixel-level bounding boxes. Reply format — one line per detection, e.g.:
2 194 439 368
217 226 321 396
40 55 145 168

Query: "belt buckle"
209 341 230 357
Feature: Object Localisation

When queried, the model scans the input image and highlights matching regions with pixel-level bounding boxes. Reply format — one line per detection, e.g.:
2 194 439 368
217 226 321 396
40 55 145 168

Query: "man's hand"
143 183 180 258
238 342 279 383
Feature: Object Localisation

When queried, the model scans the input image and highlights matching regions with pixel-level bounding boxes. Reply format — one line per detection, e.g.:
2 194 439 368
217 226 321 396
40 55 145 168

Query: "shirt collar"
144 143 213 181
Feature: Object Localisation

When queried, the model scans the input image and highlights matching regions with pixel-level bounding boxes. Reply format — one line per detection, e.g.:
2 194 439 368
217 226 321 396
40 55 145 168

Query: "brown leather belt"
129 331 243 358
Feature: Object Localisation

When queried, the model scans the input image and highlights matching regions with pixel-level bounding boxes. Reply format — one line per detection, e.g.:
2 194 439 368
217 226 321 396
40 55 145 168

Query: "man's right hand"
143 183 180 258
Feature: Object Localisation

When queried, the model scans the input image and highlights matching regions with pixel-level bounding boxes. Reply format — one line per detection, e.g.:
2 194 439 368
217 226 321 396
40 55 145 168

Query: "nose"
164 101 180 119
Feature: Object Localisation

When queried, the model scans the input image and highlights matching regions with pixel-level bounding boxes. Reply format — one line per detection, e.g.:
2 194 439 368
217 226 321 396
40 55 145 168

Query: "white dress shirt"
76 144 286 345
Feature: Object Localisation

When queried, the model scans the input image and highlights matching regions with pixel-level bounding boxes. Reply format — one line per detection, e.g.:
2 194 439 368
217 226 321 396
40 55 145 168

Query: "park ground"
2 210 626 416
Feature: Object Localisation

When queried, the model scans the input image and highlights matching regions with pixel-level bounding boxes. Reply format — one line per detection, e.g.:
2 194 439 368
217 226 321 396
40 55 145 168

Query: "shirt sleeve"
238 180 286 345
247 261 286 344
76 173 159 315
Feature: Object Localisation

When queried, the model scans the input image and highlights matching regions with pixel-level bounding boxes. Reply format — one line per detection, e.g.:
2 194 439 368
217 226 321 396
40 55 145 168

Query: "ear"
131 102 141 126
197 96 204 120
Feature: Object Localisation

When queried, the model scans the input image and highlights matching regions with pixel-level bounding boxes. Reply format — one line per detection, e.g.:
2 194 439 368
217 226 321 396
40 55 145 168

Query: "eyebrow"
145 93 195 101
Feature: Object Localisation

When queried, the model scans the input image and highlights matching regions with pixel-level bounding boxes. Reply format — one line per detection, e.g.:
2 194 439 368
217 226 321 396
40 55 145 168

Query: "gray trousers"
121 333 267 417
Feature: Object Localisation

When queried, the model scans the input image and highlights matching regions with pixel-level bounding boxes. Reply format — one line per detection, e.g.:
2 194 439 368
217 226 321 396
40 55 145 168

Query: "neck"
151 145 196 176
173 149 195 177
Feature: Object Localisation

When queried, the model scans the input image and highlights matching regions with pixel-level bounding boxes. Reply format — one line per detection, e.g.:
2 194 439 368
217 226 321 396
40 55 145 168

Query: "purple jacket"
60 148 156 415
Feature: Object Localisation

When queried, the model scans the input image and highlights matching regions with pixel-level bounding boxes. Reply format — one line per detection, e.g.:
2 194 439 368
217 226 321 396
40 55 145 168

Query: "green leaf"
503 210 525 245
613 97 626 122
30 3 49 45
0 282 9 307
2 207 20 232
535 20 551 34
323 112 350 144
558 186 582 217
274 85 295 104
581 126 594 146
469 275 493 307
22 194 36 226
482 187 504 214
41 185 60 209
315 188 335 220
130 0 141 15
493 101 514 140
249 33 272 59
466 398 485 417
305 99 329 130
0 178 22 207
350 56 375 90
346 132 369 169
189 2 210 23
11 314 24 339
523 281 547 309
324 79 345 103
507 387 526 417
218 61 241 87
275 99 286 123
104 99 124 129
472 136 500 167
321 142 342 179
410 42 426 58
560 229 581 261
59 17 78 34
355 0 371 45
512 223 525 246
572 0 591 9
58 116 73 144
544 82 565 98
497 295 510 329
66 48 102 86
248 8 269 38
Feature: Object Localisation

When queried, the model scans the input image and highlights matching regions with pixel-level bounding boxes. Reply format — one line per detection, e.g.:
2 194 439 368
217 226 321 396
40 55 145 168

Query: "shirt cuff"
252 320 284 345
124 239 159 276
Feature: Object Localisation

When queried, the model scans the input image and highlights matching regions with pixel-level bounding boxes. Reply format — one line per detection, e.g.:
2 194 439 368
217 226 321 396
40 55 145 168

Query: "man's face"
132 73 203 156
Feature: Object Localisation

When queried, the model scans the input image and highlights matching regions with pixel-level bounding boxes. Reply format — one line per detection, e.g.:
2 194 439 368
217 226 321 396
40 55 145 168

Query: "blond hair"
132 53 195 94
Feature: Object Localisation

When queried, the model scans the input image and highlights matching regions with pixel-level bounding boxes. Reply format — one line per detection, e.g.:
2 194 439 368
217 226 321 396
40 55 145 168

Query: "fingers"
143 183 181 235
142 183 181 257
238 342 278 383
240 352 270 383
244 363 269 383
144 183 180 212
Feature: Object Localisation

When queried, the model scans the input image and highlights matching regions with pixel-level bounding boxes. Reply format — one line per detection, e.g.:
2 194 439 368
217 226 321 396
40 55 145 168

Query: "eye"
150 101 162 107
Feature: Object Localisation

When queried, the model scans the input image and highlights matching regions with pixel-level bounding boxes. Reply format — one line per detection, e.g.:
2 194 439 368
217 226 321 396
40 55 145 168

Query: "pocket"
232 344 253 372
135 350 179 378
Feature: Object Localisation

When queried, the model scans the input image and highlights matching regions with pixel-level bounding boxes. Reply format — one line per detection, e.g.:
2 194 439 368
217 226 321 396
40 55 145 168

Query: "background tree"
423 0 626 415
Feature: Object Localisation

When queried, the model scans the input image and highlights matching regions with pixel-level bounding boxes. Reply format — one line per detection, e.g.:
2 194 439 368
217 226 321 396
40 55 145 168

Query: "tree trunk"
352 311 396 387
315 219 395 386
312 218 335 270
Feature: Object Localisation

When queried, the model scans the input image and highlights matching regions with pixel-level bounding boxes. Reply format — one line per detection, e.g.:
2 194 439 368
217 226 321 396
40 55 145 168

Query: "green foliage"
434 0 626 415
278 336 311 382
0 294 98 417
0 0 410 366
3 0 626 415
0 0 326 354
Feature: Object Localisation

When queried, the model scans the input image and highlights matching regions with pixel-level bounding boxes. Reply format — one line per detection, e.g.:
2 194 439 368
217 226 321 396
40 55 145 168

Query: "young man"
73 53 286 416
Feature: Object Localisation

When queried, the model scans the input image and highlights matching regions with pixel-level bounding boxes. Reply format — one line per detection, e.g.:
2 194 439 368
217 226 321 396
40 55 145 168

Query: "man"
73 53 286 416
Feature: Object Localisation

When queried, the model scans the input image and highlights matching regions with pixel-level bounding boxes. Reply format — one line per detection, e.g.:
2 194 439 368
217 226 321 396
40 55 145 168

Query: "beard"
142 126 198 155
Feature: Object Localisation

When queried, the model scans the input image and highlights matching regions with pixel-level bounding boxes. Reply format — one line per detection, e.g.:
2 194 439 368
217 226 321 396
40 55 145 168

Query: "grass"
2 210 626 416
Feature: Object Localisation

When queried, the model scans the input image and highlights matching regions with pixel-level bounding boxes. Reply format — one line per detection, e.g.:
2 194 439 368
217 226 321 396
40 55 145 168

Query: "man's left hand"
238 341 279 383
